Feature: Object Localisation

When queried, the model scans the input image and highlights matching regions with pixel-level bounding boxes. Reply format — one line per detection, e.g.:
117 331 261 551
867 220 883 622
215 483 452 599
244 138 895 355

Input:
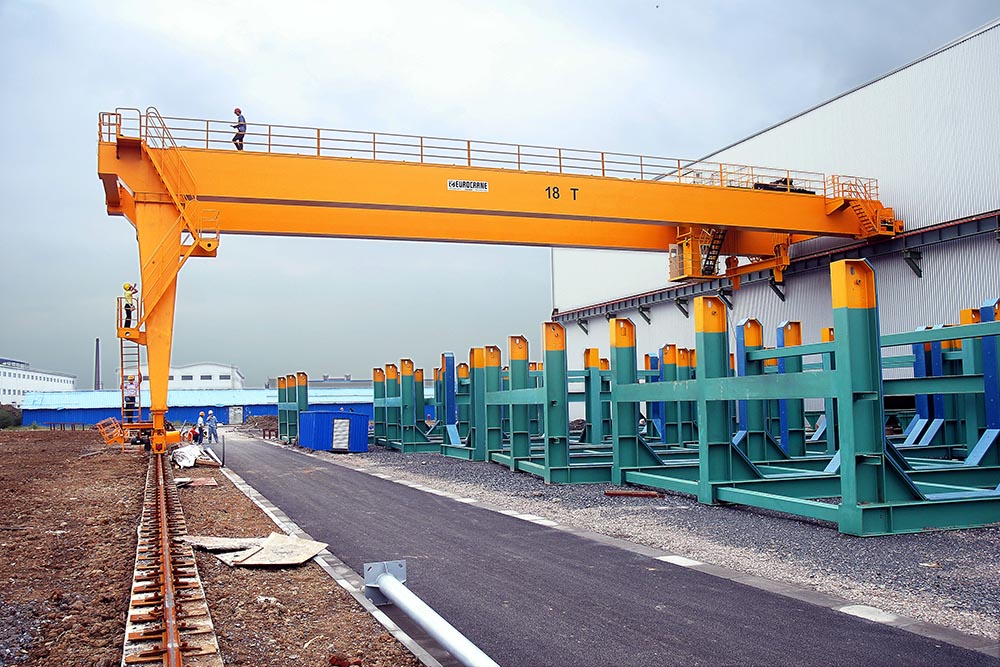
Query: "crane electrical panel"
96 107 901 451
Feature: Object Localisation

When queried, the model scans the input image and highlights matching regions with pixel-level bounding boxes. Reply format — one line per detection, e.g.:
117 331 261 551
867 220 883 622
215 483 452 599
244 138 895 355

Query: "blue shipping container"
299 411 369 452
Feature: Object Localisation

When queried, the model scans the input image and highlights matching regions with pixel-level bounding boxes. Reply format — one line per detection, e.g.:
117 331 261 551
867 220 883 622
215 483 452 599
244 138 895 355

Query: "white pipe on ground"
374 572 500 667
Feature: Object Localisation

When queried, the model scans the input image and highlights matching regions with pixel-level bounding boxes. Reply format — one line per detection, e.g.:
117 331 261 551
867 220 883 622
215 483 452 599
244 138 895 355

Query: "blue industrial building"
21 387 376 427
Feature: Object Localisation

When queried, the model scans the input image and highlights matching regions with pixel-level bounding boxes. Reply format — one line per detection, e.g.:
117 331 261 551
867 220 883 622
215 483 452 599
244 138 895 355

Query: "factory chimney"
94 338 102 390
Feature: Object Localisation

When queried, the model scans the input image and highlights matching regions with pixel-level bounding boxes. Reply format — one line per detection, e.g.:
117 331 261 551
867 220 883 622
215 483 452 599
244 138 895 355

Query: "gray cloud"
1 0 996 386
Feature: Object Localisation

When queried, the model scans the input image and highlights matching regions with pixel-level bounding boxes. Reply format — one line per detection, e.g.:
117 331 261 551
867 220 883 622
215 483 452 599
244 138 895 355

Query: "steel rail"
123 453 222 666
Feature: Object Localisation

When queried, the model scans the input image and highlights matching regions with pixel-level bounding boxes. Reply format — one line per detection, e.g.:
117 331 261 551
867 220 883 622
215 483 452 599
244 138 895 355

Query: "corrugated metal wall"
563 233 1000 409
553 22 1000 313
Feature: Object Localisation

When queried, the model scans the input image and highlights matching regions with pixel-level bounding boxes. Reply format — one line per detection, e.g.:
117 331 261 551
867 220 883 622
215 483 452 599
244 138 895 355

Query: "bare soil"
0 430 420 667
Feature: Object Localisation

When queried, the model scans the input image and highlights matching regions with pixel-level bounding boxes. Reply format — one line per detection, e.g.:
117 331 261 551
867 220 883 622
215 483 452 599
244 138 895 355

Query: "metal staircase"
701 228 728 276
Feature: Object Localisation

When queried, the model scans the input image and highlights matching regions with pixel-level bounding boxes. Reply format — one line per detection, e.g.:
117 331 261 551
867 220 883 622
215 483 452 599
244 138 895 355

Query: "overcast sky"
1 0 997 388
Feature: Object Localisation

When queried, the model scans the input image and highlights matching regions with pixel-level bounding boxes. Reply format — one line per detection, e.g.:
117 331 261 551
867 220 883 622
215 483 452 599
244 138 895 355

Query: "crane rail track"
122 453 222 666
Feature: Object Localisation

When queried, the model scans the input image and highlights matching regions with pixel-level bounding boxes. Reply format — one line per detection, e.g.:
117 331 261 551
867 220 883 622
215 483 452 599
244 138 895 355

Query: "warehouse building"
553 20 1000 373
21 387 374 427
120 362 247 390
0 357 76 407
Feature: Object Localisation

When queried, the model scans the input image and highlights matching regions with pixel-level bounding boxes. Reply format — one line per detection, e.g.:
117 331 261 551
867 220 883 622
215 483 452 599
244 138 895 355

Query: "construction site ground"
0 429 421 667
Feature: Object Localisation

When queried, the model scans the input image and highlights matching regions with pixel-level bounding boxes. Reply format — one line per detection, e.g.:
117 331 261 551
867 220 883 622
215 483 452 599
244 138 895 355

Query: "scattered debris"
604 489 664 498
0 526 28 531
183 535 265 552
176 477 219 487
187 532 327 567
919 562 942 568
172 445 221 469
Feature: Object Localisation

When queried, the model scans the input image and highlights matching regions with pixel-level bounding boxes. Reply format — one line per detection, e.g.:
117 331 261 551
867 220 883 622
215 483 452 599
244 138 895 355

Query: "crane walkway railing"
98 108 889 201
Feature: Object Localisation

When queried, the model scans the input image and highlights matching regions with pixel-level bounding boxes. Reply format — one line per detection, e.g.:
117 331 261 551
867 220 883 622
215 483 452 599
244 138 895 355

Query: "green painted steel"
372 370 387 445
384 365 402 448
277 378 288 441
368 260 999 535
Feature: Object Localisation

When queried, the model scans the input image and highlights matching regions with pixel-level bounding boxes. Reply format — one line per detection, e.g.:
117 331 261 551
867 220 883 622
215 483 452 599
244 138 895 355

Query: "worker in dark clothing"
232 108 246 150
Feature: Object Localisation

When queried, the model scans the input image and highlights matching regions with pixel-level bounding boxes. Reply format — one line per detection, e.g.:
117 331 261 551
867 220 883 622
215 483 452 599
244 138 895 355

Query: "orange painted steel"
97 107 902 451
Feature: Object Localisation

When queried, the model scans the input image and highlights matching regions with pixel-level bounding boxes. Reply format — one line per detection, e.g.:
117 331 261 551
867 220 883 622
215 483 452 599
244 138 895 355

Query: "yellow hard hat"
199 411 205 415
123 282 132 290
128 375 135 380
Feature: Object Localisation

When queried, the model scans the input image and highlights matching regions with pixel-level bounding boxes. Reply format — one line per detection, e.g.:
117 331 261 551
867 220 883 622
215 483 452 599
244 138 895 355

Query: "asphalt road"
217 437 998 667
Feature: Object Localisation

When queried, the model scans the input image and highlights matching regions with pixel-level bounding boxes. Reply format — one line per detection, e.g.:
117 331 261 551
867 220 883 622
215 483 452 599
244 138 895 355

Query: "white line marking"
656 555 705 567
838 605 902 624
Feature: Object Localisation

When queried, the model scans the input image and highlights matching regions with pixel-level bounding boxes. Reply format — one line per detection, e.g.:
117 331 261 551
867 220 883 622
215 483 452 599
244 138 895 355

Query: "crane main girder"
101 143 885 252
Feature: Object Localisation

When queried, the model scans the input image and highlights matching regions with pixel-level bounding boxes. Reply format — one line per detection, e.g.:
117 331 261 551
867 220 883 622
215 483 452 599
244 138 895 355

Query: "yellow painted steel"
831 260 877 309
599 358 610 371
743 319 764 347
782 321 803 346
277 376 286 389
509 336 529 361
401 359 415 376
662 344 677 365
821 327 835 342
296 371 308 386
457 363 470 379
373 368 385 382
470 348 486 369
415 368 425 383
694 296 727 333
677 349 691 368
385 364 398 380
610 318 636 348
97 110 903 451
544 322 566 351
584 348 601 368
485 346 502 367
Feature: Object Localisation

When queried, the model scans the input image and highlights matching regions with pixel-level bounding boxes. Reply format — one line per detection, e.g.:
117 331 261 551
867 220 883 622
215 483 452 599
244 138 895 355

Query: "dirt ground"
0 430 420 667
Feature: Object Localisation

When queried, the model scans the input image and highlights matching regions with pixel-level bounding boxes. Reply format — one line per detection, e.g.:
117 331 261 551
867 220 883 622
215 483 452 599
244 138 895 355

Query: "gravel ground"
300 442 1000 642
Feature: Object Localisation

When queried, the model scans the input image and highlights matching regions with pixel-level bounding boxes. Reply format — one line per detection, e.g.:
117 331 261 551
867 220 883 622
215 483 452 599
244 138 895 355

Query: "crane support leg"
135 201 182 453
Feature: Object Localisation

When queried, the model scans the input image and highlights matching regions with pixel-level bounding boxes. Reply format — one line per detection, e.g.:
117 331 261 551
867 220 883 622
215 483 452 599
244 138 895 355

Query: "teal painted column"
820 327 839 454
777 321 806 457
277 375 288 441
530 362 544 437
400 359 420 443
384 364 401 444
507 335 532 469
660 344 680 445
600 357 613 440
414 368 427 425
372 368 386 445
582 348 603 444
610 318 657 485
695 296 737 504
542 323 570 483
735 318 767 460
456 363 471 439
678 349 696 442
831 260 920 535
286 374 299 443
467 348 488 460
485 346 503 458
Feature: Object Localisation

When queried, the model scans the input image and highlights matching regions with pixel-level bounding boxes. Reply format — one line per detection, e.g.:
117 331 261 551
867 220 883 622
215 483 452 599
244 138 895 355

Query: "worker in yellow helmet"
196 411 206 444
122 282 138 328
123 374 139 423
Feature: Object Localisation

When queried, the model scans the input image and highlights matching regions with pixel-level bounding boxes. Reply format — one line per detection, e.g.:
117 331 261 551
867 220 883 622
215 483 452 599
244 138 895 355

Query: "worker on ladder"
123 374 140 423
122 282 138 328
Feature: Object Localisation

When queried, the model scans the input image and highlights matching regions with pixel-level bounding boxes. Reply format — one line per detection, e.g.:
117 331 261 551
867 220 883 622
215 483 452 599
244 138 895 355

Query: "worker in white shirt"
123 375 139 423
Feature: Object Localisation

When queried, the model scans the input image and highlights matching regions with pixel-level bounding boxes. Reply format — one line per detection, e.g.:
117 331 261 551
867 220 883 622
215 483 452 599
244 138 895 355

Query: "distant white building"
0 357 77 407
126 362 246 390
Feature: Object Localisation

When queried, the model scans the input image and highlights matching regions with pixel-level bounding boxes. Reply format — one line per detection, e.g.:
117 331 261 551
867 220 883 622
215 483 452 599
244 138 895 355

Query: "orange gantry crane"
96 107 900 452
